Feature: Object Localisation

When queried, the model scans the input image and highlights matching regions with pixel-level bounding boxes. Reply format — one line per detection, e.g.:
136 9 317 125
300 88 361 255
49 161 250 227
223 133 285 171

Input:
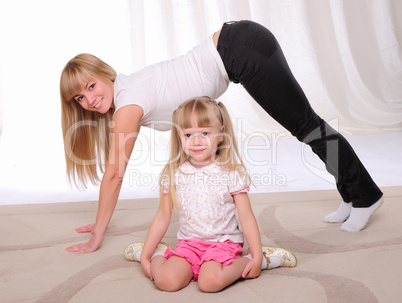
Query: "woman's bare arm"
66 105 144 253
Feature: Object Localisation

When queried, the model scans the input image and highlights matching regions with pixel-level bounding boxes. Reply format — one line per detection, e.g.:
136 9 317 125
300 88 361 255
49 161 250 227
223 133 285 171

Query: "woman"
60 20 383 253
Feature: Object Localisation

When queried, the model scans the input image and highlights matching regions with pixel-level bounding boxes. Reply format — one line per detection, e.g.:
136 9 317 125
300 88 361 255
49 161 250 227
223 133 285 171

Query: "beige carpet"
1 186 401 303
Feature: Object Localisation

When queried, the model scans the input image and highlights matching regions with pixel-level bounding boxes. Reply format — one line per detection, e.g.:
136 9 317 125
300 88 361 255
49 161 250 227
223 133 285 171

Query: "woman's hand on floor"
74 223 95 233
66 228 104 253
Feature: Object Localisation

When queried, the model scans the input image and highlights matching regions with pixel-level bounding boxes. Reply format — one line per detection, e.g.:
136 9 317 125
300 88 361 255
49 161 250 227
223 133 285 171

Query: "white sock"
151 251 165 259
244 254 271 270
340 196 384 232
244 254 252 260
135 249 142 261
135 250 165 262
261 256 267 270
268 256 281 269
260 254 280 270
324 201 352 223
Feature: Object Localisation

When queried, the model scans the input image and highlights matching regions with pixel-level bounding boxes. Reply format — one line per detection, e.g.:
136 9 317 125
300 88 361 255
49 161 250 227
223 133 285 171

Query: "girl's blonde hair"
160 96 249 210
60 53 117 188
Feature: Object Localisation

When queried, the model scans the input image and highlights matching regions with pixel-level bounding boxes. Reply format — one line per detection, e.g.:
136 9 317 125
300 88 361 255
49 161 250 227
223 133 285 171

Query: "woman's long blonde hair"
160 96 249 210
60 53 116 188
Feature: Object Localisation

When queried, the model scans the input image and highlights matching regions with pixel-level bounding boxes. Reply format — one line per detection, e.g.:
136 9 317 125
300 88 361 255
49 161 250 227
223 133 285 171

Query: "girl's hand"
74 223 95 233
140 256 153 281
241 257 262 279
66 232 104 253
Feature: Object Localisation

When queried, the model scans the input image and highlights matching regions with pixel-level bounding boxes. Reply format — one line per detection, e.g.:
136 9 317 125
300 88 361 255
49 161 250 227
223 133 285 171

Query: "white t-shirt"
113 35 229 131
166 161 250 243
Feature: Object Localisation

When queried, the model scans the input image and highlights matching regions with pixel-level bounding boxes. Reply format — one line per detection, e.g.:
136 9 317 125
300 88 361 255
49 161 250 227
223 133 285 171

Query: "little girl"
124 97 296 292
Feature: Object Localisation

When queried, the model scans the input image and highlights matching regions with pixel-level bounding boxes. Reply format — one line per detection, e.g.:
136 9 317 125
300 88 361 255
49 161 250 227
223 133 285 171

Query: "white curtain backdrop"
0 0 401 205
129 0 402 137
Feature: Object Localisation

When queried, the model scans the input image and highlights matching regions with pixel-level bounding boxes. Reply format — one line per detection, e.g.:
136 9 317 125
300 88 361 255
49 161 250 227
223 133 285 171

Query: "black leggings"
217 20 382 207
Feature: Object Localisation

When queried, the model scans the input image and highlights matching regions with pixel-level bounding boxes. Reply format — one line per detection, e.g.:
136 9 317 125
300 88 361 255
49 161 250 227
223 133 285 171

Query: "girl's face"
181 112 223 168
74 77 114 114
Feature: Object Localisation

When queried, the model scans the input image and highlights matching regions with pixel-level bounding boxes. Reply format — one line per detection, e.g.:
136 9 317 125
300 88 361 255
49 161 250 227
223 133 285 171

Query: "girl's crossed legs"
126 240 297 293
150 255 193 292
155 239 246 292
151 254 250 292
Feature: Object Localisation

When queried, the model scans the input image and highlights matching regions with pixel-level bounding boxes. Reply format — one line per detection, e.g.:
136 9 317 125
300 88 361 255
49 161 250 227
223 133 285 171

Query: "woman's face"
74 77 114 113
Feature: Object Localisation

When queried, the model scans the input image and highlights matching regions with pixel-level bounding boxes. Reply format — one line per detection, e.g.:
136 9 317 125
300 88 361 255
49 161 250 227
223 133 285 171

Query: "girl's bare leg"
150 256 193 292
197 257 250 293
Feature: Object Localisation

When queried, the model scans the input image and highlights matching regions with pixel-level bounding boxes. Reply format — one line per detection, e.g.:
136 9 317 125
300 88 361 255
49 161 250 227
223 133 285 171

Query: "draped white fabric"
129 0 402 138
0 0 401 204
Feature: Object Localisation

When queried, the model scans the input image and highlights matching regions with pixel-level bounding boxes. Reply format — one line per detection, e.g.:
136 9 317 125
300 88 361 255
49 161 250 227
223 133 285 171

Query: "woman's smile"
94 99 103 109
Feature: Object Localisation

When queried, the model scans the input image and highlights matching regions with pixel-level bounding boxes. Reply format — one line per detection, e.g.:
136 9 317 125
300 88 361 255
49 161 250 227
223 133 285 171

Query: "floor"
1 186 402 303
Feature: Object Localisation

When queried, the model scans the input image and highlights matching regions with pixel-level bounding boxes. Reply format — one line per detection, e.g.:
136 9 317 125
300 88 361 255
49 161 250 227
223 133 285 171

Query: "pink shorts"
164 239 244 281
